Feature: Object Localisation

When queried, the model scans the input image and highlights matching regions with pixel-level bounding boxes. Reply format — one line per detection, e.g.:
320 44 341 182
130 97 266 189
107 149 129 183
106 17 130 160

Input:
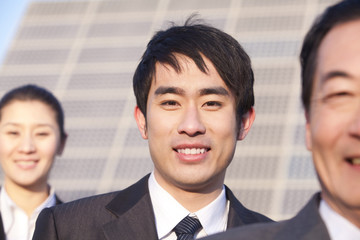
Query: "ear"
237 107 255 140
134 106 148 139
305 111 312 151
57 133 67 156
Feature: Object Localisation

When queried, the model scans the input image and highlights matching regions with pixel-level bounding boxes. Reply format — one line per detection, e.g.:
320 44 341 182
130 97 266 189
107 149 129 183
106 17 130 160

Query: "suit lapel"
226 186 247 228
55 194 63 205
0 213 5 240
102 174 158 240
0 187 4 240
225 186 273 229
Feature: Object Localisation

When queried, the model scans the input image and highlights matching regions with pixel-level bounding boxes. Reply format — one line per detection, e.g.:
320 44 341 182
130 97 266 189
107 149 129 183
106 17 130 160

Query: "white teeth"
17 161 35 165
352 158 360 165
177 148 206 155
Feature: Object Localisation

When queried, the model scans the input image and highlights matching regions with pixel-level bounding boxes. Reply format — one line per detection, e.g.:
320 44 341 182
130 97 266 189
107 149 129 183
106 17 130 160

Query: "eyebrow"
1 122 55 129
154 86 230 97
154 86 185 96
199 87 229 96
320 70 354 84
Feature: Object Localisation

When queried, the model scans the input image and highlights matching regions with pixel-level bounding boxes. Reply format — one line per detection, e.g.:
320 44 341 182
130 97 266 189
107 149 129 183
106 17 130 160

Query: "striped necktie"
174 216 202 240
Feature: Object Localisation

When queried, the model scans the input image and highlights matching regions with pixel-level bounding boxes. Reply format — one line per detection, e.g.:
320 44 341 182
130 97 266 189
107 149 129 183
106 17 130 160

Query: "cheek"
309 121 331 152
38 138 60 161
207 113 238 137
308 109 346 153
0 138 15 157
147 109 176 134
0 141 16 172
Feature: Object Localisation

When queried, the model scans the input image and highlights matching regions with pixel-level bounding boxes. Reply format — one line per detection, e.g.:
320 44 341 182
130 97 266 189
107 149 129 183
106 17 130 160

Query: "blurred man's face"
306 19 360 227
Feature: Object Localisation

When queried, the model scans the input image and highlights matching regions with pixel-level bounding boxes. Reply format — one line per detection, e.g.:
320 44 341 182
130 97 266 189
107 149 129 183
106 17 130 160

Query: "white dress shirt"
319 199 360 240
0 187 57 240
148 172 229 239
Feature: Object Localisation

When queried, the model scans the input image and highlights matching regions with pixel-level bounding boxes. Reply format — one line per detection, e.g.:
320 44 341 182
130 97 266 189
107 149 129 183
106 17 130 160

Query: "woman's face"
0 100 65 190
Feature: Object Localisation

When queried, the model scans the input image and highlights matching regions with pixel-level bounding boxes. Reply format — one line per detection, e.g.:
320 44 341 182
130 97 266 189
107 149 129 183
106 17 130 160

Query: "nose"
18 133 36 153
349 102 360 139
177 105 206 136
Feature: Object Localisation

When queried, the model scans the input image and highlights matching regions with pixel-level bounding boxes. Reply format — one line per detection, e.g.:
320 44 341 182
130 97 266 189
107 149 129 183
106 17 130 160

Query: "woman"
0 84 67 240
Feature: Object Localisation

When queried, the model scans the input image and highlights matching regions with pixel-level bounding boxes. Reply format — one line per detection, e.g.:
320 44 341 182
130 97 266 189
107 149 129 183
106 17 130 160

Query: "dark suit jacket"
0 191 62 240
33 174 272 240
203 192 331 240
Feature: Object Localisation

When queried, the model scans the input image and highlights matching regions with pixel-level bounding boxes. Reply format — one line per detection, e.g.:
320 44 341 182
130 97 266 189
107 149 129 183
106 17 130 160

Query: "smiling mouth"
346 158 360 165
176 148 209 155
15 160 38 169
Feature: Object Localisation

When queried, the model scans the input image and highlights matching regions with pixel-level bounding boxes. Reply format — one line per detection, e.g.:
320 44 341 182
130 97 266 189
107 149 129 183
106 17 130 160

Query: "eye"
36 132 50 137
7 131 19 136
161 100 178 106
321 90 357 111
204 101 221 106
202 101 222 110
332 91 350 97
160 100 181 110
324 91 352 101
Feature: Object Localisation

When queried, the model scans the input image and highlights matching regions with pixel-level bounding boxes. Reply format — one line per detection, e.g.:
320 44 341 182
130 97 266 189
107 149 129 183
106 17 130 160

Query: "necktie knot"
174 216 202 240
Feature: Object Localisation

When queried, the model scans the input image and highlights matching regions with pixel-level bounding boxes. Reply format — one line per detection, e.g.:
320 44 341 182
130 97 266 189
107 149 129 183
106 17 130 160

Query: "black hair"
0 84 66 141
133 16 254 123
300 0 360 112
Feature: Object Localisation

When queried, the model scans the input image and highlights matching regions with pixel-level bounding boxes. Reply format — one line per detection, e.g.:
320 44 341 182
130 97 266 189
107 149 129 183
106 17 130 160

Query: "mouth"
345 158 360 166
175 148 209 155
15 159 39 169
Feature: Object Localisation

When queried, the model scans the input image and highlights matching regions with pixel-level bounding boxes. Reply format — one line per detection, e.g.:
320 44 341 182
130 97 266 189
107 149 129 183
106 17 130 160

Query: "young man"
204 0 360 239
33 18 272 240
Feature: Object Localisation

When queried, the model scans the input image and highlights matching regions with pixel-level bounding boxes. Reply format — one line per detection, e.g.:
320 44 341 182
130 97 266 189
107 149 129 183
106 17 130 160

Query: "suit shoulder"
50 191 120 216
246 208 273 222
207 193 329 240
205 220 287 240
48 175 150 218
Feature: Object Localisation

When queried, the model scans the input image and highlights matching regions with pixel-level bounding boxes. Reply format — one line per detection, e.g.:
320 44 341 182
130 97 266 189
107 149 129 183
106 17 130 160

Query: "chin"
16 179 44 189
177 177 214 192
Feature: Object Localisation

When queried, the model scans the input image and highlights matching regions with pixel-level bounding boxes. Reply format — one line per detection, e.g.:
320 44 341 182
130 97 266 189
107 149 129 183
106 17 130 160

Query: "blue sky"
0 0 30 64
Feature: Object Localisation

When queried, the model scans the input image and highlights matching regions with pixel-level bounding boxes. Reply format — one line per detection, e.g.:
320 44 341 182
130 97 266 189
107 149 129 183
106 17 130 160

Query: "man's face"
306 19 360 225
135 54 254 195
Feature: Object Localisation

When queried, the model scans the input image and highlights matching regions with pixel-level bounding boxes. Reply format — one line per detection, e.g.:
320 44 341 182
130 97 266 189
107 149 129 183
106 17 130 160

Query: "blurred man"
204 0 360 239
32 18 272 240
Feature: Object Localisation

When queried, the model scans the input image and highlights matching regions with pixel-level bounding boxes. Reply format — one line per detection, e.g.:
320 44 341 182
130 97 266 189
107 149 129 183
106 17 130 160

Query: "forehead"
152 54 226 87
1 100 56 121
311 19 360 95
317 20 360 77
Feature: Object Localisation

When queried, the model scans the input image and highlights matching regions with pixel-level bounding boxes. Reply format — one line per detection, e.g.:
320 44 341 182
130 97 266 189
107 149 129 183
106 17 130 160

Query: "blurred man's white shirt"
320 199 360 240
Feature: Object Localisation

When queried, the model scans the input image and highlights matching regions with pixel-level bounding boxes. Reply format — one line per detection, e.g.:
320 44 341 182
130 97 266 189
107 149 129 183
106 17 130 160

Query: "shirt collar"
0 186 57 233
319 199 360 240
0 186 15 233
34 187 57 214
148 172 228 238
196 186 228 236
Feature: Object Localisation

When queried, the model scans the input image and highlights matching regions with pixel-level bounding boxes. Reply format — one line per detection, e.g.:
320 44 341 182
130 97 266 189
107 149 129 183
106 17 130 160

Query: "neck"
335 206 360 228
154 173 224 212
170 188 223 212
322 194 360 228
4 181 49 217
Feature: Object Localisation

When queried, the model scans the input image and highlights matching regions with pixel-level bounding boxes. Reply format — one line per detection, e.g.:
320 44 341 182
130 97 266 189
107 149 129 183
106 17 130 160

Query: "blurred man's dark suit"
32 174 272 240
203 193 331 240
